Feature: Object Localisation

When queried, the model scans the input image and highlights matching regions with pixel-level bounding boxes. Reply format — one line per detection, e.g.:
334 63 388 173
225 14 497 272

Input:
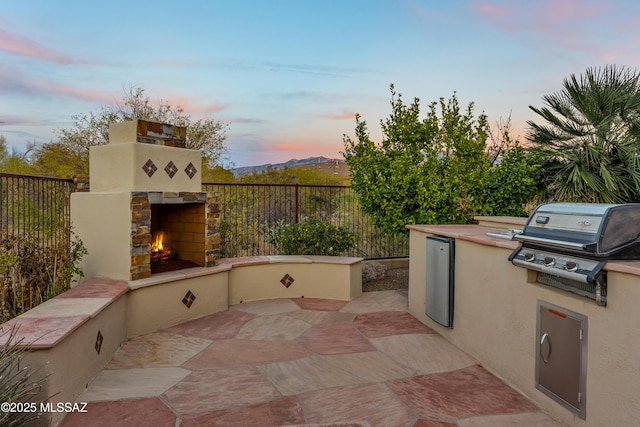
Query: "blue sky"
2 0 640 167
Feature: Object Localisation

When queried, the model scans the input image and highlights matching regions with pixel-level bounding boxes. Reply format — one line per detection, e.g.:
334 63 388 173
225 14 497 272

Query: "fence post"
294 184 299 224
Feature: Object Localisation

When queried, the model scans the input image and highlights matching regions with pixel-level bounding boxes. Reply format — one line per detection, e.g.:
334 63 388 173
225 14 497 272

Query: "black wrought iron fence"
0 175 408 261
202 182 408 259
0 173 74 251
0 173 89 321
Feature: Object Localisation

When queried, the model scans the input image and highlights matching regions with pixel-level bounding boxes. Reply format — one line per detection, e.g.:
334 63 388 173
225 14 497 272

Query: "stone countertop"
473 215 527 226
406 224 520 250
406 223 640 276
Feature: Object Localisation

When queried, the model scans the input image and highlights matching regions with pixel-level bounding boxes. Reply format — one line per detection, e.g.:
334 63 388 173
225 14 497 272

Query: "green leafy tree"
30 142 87 178
528 65 640 203
202 164 236 183
0 137 32 174
343 85 543 234
54 87 228 174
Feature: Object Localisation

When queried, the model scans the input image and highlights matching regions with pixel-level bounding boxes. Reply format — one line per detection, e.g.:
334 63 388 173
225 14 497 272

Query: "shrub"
0 327 47 426
261 219 289 254
270 219 356 256
0 233 87 322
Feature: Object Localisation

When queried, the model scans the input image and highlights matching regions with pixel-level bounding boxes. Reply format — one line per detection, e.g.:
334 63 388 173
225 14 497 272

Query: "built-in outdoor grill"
507 202 640 306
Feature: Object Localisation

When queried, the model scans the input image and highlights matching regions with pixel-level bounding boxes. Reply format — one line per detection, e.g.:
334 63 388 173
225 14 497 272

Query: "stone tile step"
296 322 375 355
299 383 414 426
79 367 190 401
58 398 176 427
178 396 304 426
279 423 372 427
258 352 413 396
370 333 476 374
388 365 539 421
354 311 434 338
107 331 211 369
162 367 281 414
183 338 312 369
163 308 255 339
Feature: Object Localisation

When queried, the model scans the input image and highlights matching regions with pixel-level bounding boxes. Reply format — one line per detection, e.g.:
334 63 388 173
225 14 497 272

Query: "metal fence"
0 174 408 260
0 172 74 251
203 182 408 259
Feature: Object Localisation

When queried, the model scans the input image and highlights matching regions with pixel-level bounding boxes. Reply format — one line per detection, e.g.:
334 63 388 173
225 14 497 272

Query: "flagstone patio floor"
59 290 564 427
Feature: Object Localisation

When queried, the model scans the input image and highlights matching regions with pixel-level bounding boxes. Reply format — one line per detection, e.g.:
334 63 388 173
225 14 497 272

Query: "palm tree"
527 65 640 203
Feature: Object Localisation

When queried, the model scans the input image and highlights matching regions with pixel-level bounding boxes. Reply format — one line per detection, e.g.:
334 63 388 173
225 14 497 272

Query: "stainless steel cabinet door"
536 301 587 419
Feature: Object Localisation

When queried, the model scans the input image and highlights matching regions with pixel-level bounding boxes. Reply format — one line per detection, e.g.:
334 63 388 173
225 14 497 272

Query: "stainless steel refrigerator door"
425 236 454 327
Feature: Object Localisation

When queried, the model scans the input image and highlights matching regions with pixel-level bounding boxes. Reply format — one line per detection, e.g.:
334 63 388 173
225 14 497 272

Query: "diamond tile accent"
165 161 178 178
182 290 196 308
95 330 104 354
185 162 198 179
142 159 157 177
280 273 295 288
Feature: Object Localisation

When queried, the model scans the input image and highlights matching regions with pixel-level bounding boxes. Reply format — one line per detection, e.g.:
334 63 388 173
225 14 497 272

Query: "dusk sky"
2 0 640 167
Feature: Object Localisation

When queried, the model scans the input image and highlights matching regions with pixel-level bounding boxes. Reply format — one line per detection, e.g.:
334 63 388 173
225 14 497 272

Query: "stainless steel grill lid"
507 202 640 306
514 202 640 258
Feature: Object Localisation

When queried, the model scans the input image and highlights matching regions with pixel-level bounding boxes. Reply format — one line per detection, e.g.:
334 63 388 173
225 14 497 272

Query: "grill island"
407 212 640 426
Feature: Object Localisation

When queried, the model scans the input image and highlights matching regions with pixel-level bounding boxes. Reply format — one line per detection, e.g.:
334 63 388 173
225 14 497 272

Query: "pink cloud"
472 3 510 19
0 115 40 125
270 135 344 155
543 0 602 22
44 82 118 104
149 90 230 116
471 0 603 32
273 143 307 151
0 28 76 64
229 117 262 124
470 0 621 60
163 96 229 115
235 133 346 166
319 109 358 121
0 68 117 104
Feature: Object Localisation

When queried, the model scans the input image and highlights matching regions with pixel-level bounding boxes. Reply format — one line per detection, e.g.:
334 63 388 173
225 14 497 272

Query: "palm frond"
528 65 640 202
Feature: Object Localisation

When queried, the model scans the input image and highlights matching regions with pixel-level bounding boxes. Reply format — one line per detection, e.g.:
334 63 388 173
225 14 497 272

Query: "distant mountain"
232 156 346 177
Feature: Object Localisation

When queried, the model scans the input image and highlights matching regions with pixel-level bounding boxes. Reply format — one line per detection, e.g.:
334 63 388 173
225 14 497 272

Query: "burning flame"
151 232 165 252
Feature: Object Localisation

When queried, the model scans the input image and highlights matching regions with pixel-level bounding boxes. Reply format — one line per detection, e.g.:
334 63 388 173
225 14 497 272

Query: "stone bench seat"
0 277 128 350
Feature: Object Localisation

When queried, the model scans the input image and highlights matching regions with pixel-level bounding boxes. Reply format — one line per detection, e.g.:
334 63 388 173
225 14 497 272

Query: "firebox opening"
150 203 205 274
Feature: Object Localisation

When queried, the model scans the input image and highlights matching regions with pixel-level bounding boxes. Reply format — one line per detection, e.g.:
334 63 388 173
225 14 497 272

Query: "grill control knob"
566 261 578 272
524 252 536 262
543 256 555 266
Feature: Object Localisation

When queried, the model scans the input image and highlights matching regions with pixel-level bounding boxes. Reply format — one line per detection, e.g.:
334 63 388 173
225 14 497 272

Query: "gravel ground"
362 268 409 292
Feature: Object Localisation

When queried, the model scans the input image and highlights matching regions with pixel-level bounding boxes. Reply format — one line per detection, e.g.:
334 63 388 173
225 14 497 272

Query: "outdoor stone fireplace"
71 120 220 282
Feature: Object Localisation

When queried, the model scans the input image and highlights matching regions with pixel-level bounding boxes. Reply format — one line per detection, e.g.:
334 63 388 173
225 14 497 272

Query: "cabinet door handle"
540 332 551 364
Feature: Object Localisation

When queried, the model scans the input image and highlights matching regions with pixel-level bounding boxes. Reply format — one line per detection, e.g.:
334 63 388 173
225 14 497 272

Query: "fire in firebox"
151 232 177 263
150 231 198 274
152 232 165 252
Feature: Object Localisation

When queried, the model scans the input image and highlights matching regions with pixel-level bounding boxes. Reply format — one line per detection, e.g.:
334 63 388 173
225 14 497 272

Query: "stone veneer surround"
130 191 220 280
